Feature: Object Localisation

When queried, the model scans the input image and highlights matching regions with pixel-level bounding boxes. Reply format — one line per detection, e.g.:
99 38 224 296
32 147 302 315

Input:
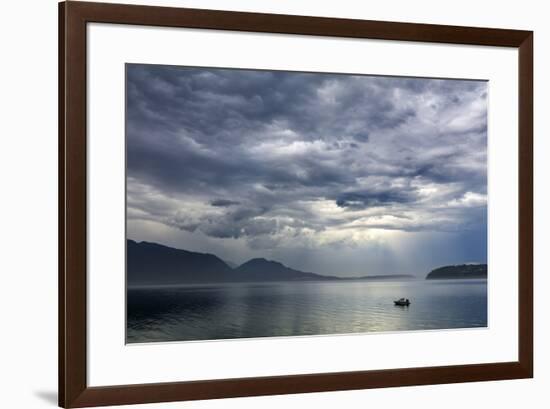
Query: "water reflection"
127 279 487 343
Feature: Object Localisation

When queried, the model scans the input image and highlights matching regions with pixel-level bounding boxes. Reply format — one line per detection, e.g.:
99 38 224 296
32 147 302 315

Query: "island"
426 264 487 280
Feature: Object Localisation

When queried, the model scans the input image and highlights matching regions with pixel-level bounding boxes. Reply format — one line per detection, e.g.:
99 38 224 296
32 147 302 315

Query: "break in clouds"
126 64 487 276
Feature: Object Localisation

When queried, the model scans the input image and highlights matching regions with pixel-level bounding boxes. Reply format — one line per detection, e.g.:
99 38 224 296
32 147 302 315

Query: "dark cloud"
210 199 241 207
336 187 418 209
126 64 487 272
169 205 280 239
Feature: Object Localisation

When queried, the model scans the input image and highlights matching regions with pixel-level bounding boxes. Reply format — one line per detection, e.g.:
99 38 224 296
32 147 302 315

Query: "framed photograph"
59 1 533 407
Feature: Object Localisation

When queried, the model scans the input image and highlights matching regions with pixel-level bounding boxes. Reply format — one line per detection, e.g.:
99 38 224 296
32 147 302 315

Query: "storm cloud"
126 64 487 276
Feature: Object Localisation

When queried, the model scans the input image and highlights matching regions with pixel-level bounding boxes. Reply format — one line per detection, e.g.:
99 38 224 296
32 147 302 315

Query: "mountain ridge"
127 239 417 285
235 257 337 281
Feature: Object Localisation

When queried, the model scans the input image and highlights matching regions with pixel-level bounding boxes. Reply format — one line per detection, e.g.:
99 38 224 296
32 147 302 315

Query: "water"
127 279 487 343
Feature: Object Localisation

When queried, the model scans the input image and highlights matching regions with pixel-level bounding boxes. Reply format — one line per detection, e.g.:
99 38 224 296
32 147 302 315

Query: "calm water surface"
127 279 487 343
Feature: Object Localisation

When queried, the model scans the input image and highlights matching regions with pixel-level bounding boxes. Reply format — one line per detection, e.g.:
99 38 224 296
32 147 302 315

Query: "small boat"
394 298 410 306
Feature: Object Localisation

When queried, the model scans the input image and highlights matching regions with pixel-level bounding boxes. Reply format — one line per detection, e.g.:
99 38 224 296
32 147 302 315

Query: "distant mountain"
341 274 415 281
234 258 337 281
426 264 487 280
127 239 417 285
127 240 233 285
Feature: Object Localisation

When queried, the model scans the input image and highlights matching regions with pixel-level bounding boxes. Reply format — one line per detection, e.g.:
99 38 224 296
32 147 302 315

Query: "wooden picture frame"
59 1 533 407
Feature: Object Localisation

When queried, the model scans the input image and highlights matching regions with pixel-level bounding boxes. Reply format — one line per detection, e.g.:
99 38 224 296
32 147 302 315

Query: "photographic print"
126 64 488 344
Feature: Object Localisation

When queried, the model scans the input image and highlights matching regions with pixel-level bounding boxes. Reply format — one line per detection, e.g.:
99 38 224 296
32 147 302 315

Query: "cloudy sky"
126 64 487 277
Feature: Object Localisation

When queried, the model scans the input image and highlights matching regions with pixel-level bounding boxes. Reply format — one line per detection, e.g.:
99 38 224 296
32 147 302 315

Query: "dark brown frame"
59 1 533 407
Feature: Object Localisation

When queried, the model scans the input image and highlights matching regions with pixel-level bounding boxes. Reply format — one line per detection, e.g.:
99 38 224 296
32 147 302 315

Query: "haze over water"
127 279 487 343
